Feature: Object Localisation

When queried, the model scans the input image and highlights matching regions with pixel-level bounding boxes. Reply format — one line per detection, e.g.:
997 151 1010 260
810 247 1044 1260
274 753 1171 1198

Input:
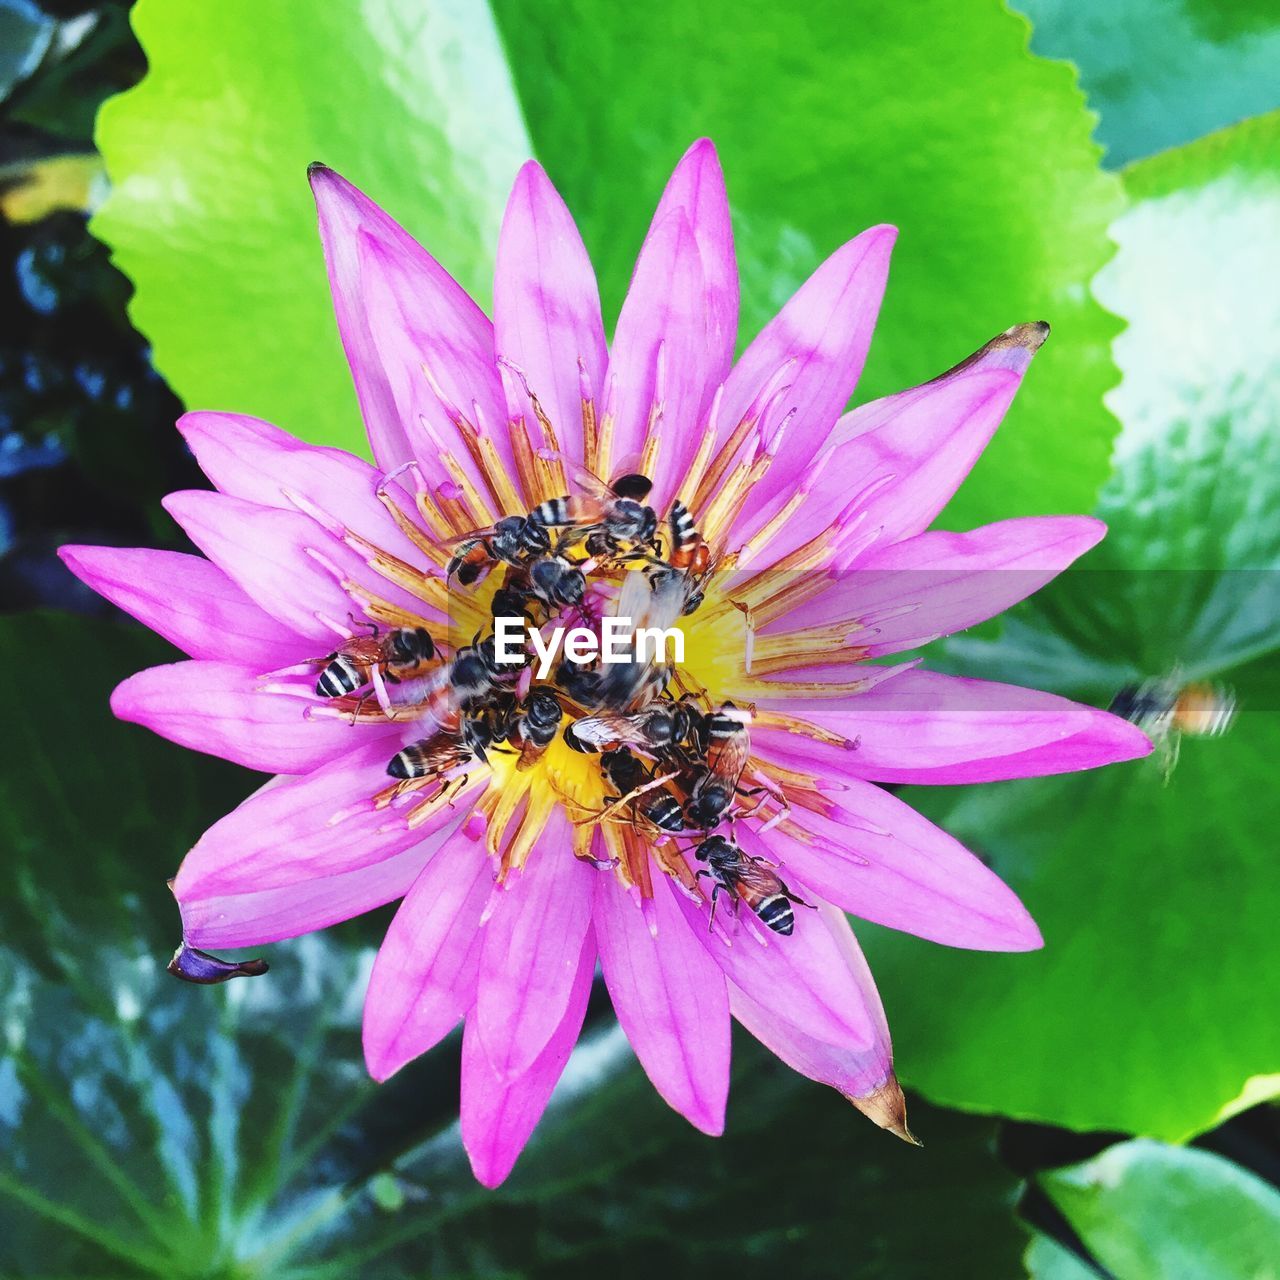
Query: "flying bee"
1108 674 1237 780
694 834 811 935
512 688 564 770
391 632 527 725
599 748 686 833
647 499 714 616
531 467 659 557
447 514 552 585
564 699 705 764
683 702 752 829
314 623 436 698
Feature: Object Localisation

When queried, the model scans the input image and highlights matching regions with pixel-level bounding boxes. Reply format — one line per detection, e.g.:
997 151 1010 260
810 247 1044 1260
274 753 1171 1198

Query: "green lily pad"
94 0 1123 529
946 110 1280 697
861 709 1280 1141
91 0 531 458
1018 0 1280 168
492 0 1125 532
1030 1140 1280 1279
0 612 1031 1276
856 114 1280 1137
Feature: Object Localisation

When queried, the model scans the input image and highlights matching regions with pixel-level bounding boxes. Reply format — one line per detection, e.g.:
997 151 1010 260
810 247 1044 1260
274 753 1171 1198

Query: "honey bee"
1109 674 1237 780
682 703 752 829
647 499 714 616
447 514 551 585
563 699 705 764
532 468 658 557
390 632 527 726
386 693 512 782
512 688 564 770
314 623 436 698
694 834 811 935
599 748 686 833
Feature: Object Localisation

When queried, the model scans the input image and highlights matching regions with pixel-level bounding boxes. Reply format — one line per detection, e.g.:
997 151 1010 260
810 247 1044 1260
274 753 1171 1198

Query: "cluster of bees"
313 468 809 936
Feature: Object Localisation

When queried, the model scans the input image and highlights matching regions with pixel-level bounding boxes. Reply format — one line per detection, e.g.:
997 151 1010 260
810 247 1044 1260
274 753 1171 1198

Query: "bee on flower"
61 140 1150 1188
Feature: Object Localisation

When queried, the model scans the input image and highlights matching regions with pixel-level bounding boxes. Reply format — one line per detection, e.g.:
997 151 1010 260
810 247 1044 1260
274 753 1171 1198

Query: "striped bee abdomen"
316 655 362 697
755 894 795 935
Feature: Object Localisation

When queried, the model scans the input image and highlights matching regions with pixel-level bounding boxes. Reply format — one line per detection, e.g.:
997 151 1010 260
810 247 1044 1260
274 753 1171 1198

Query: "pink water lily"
61 139 1149 1187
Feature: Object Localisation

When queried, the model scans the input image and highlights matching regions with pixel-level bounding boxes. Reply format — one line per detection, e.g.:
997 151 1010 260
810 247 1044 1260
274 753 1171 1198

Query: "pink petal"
752 668 1151 784
594 870 730 1136
718 224 896 534
494 161 608 469
461 929 596 1188
606 213 713 505
474 814 596 1080
58 545 307 667
356 229 514 502
110 660 370 775
743 323 1048 564
176 411 431 573
672 883 876 1050
161 490 401 643
362 832 495 1081
180 822 464 949
741 367 1017 566
608 142 737 505
739 780 1041 950
310 164 506 478
774 516 1106 655
172 737 465 901
730 905 914 1140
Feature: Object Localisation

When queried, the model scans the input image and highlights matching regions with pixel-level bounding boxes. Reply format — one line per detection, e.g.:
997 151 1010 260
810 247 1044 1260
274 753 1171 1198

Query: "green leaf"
1024 1235 1102 1280
860 707 1280 1141
1017 0 1280 168
945 111 1280 698
1033 1140 1280 1279
91 0 531 457
492 0 1125 531
0 612 1030 1277
801 114 1280 1143
94 0 1123 528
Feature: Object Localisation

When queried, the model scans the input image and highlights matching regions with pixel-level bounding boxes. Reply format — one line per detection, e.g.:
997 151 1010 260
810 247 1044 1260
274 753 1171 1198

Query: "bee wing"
570 714 655 751
436 523 501 549
385 664 457 719
707 726 751 789
733 854 782 898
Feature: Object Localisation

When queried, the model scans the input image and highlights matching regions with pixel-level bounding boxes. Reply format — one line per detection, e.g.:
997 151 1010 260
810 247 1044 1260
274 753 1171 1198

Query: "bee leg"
369 664 396 717
347 611 379 637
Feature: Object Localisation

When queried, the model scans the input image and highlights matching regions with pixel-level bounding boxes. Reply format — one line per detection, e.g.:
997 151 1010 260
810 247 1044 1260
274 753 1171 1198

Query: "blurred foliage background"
1 0 1278 1275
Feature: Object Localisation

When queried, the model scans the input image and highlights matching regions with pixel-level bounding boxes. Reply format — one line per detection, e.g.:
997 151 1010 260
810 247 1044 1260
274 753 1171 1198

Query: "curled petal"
494 161 608 468
167 941 268 985
475 814 597 1080
461 929 596 1188
58 545 306 668
594 870 729 1135
111 660 371 775
752 668 1151 784
363 832 495 1081
310 164 505 477
740 781 1041 951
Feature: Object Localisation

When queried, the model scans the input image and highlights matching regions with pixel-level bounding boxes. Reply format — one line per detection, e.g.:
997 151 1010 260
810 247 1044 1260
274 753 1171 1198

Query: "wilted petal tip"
849 1074 921 1146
